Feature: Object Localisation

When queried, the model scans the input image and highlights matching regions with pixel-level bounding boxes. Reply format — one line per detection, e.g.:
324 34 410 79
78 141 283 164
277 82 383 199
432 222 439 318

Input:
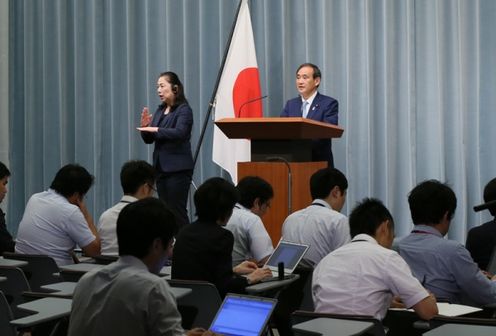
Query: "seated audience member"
313 198 438 321
172 177 272 297
0 161 15 254
225 176 274 266
282 167 350 267
98 160 156 255
15 164 100 265
399 180 496 306
466 177 496 270
69 198 217 336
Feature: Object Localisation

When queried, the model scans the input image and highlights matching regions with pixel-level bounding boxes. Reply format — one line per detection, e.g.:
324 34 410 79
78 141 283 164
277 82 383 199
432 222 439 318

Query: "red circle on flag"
232 67 263 118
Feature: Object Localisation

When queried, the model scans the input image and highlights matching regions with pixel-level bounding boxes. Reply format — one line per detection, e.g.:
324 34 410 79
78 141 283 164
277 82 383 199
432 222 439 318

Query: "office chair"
3 252 61 291
167 279 222 329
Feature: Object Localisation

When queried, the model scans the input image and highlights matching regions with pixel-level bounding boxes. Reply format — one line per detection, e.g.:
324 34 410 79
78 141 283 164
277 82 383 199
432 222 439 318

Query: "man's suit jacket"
141 103 194 173
466 219 496 270
171 220 249 297
280 92 338 166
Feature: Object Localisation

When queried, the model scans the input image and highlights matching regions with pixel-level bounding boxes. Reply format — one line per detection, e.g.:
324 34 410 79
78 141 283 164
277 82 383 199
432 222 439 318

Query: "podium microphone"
473 199 496 212
236 95 268 118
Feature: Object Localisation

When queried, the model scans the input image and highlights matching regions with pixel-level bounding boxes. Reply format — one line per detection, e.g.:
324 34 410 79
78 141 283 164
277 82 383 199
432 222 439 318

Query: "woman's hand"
141 107 152 127
233 260 258 275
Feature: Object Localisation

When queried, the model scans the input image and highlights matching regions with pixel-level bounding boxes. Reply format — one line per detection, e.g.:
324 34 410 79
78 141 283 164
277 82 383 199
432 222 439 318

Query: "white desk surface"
0 256 28 267
41 282 78 297
59 263 105 273
170 287 192 299
10 297 72 328
423 323 496 336
293 317 374 336
246 274 299 294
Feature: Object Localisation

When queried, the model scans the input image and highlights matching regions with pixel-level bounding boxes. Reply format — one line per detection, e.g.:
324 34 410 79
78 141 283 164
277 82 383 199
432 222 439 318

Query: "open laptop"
263 240 309 277
209 294 277 336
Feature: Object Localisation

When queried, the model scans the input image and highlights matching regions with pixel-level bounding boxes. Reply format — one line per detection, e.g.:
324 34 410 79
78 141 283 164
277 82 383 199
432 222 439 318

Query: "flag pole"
192 0 244 170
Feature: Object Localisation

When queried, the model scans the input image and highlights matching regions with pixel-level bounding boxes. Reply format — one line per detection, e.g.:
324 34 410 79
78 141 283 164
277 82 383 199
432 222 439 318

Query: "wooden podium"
215 117 344 245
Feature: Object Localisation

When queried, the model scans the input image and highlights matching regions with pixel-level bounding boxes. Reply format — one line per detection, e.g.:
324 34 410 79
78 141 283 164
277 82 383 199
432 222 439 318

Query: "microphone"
473 199 496 212
236 95 268 118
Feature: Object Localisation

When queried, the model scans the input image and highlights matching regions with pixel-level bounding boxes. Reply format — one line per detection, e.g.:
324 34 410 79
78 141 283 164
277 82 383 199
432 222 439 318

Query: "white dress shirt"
282 199 350 267
225 204 274 266
98 195 138 255
313 234 429 320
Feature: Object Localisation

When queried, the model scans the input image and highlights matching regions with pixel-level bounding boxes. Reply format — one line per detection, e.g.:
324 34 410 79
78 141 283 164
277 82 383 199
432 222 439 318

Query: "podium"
215 117 344 244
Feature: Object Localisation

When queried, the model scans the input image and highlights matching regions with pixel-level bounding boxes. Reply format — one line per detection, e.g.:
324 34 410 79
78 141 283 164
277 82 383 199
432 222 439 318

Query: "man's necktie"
301 101 309 118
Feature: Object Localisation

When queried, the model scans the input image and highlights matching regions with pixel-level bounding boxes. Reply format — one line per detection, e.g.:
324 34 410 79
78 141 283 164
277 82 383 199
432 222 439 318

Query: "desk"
246 274 299 294
10 297 72 328
170 287 192 299
0 256 28 268
423 323 496 336
292 317 374 336
40 282 77 298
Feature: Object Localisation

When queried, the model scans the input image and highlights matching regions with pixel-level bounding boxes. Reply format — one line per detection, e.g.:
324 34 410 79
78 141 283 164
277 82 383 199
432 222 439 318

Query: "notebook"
209 294 277 336
263 240 309 277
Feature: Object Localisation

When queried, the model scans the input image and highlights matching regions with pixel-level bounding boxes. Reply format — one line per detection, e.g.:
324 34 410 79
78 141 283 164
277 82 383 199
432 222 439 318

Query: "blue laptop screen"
209 296 275 336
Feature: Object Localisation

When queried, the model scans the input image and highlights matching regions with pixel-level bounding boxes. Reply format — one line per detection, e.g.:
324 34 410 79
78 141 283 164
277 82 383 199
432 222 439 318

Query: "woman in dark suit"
139 72 193 229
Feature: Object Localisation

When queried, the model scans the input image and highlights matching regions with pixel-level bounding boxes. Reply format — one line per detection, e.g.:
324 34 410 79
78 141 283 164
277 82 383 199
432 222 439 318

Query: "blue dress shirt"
398 225 496 306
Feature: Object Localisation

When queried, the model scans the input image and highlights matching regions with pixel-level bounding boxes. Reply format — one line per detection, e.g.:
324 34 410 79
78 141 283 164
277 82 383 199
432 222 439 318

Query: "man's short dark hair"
349 198 394 238
408 180 457 225
194 177 239 222
297 63 322 79
310 168 348 200
117 198 178 258
237 176 273 209
483 177 496 216
0 162 10 179
120 160 156 195
50 164 94 198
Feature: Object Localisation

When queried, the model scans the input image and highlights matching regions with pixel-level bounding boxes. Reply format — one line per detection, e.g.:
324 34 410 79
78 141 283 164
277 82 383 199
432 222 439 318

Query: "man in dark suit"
280 63 339 167
466 177 496 271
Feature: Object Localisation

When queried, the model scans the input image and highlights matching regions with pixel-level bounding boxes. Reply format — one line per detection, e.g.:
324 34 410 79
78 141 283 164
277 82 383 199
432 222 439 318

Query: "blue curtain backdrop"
7 0 496 243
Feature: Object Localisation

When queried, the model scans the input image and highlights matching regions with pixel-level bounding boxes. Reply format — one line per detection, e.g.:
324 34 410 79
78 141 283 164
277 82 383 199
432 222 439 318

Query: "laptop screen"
264 240 309 271
209 295 277 336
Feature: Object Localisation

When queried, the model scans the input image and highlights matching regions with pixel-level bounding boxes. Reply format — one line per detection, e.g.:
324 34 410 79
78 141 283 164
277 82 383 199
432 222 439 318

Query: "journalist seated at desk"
15 164 100 265
312 198 438 321
399 180 496 306
172 177 272 297
69 198 217 336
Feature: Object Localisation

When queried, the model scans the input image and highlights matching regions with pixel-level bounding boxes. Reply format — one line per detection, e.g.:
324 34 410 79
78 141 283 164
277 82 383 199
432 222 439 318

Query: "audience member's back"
282 167 350 267
399 180 496 306
312 198 437 321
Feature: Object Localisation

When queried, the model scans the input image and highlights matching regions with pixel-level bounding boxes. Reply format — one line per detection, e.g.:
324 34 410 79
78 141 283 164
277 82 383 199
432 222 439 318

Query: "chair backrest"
167 279 222 329
3 252 61 291
0 290 16 336
0 266 33 318
292 310 386 336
